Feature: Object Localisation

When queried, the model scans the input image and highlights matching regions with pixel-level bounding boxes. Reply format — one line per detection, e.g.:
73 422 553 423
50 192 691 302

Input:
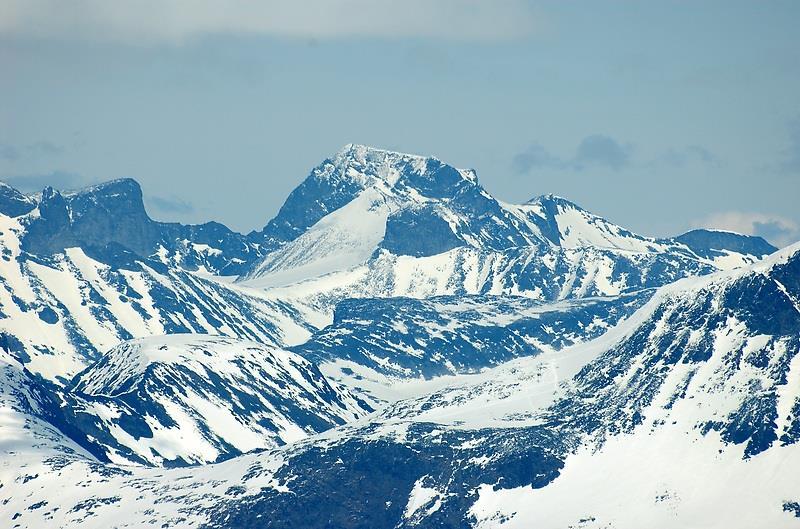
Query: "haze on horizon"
1 1 799 246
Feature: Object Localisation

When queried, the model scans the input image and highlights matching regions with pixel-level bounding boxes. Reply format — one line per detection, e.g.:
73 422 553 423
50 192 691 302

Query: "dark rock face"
783 502 800 518
382 205 464 257
37 307 59 324
0 332 30 363
24 181 162 257
398 159 469 199
383 159 549 254
676 229 778 258
525 194 565 245
202 424 565 529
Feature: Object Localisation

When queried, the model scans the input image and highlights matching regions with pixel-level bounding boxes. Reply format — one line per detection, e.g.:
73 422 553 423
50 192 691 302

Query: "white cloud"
692 211 800 248
0 0 542 44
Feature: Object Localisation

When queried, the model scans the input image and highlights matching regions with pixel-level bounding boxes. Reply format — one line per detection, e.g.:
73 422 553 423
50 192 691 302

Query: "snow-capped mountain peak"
332 143 480 183
243 146 777 302
254 144 484 251
5 178 266 275
525 192 581 208
245 145 513 282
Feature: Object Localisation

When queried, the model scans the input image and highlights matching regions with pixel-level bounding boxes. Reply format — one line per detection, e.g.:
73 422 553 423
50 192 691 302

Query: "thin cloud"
148 195 194 215
0 140 63 161
692 211 800 248
513 134 633 174
514 136 717 174
654 145 719 168
512 143 564 174
0 144 20 161
0 0 542 44
777 116 800 173
1 170 88 192
573 134 632 171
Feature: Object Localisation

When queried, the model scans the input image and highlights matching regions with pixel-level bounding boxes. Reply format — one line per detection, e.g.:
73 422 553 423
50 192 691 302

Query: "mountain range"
0 144 795 529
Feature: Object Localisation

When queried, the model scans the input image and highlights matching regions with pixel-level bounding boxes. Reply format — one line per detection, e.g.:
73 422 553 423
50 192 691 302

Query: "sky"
1 1 799 246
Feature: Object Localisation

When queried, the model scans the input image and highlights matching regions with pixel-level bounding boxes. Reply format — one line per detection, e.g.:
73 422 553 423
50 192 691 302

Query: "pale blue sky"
1 1 799 244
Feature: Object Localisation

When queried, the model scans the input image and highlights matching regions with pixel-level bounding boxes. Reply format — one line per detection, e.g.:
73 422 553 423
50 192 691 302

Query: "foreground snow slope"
3 245 799 528
470 426 800 529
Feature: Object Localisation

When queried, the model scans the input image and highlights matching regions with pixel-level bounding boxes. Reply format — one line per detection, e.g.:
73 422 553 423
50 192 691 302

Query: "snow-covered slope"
469 244 800 528
388 243 800 434
0 211 314 383
55 335 371 466
260 243 715 307
3 246 799 528
470 427 800 529
249 187 394 288
508 193 670 252
552 242 800 454
295 292 648 403
212 244 800 528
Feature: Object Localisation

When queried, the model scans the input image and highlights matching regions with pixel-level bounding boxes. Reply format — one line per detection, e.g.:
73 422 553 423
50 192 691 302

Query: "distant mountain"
241 145 773 307
676 228 777 263
3 178 265 275
51 335 372 467
2 148 775 286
